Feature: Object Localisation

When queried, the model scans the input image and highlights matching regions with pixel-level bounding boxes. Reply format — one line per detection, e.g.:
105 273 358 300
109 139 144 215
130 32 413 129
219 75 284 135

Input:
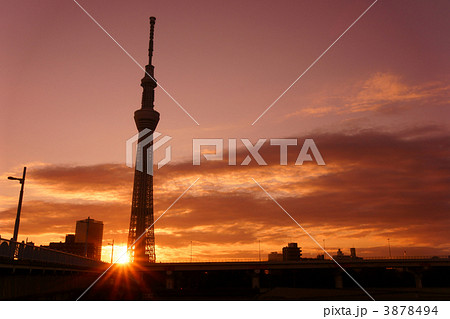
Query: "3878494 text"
323 305 438 318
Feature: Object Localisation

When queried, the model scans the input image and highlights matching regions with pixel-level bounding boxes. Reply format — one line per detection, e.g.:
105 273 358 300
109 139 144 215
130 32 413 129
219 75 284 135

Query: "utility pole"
108 239 115 263
388 238 392 258
84 217 91 257
258 240 261 262
8 167 27 243
190 241 193 262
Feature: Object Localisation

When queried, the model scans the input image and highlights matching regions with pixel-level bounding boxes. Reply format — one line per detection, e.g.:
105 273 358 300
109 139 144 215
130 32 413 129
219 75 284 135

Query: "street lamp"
8 167 26 243
108 239 115 264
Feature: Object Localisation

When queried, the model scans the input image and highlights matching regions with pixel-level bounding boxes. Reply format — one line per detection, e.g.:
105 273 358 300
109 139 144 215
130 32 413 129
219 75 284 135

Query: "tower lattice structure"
128 17 160 263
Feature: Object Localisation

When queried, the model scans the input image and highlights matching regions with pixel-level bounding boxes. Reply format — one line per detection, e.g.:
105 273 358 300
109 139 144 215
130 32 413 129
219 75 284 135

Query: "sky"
1 0 449 262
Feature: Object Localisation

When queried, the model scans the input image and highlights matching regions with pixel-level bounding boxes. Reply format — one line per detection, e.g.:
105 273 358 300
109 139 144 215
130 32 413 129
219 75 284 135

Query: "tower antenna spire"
148 16 156 66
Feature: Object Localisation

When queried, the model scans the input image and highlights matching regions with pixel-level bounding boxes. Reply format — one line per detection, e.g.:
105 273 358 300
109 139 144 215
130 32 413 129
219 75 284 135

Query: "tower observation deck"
128 17 160 263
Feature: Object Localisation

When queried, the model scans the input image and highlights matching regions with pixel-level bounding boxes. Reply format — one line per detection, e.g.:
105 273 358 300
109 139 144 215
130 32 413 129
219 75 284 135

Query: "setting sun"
102 245 130 264
114 245 130 264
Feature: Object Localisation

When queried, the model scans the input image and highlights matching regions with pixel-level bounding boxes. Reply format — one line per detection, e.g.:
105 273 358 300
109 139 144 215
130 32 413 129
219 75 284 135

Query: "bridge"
143 257 450 293
84 256 450 300
1 237 449 300
0 237 107 300
0 237 104 270
147 257 450 271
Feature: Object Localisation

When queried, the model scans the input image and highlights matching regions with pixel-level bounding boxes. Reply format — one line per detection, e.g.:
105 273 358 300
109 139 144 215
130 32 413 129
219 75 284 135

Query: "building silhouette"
46 234 95 260
282 243 302 261
75 217 104 260
43 217 103 261
127 17 160 263
268 243 303 262
333 248 362 260
268 252 283 262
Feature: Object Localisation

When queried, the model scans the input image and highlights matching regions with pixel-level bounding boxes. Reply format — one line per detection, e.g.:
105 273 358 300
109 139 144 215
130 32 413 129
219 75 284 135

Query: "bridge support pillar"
334 270 343 289
406 268 424 289
252 269 260 289
166 270 174 290
414 272 423 289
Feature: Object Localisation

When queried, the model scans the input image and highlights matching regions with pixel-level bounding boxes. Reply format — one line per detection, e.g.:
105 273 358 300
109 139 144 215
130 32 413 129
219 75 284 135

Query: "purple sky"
1 0 449 261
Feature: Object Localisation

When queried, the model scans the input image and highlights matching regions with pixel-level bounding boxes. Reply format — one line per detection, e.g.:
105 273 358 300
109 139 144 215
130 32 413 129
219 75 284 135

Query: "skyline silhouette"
1 0 449 264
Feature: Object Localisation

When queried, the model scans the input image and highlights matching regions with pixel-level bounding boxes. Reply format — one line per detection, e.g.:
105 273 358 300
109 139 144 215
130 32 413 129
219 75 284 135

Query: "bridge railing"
361 255 450 260
156 255 450 264
0 237 103 268
159 258 262 263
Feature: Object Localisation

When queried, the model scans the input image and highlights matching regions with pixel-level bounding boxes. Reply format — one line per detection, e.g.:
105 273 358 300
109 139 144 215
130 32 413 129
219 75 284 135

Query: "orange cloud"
1 127 449 260
297 72 449 116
